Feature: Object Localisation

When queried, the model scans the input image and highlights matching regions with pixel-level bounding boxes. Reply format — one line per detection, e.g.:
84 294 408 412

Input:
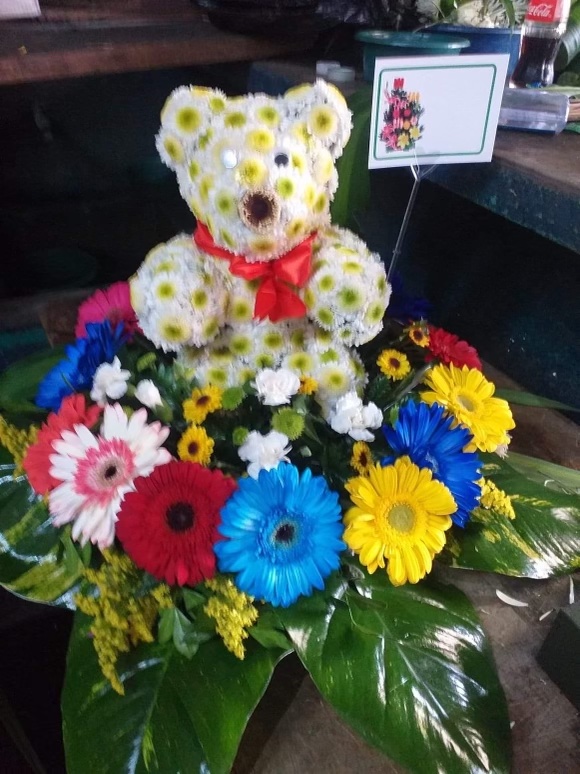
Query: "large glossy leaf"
0 457 81 607
495 388 580 413
0 346 63 414
502 451 580 494
331 87 372 230
447 455 580 578
279 571 510 774
62 611 288 774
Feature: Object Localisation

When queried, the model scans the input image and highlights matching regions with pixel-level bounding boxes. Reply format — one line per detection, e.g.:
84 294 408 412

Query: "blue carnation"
215 463 345 608
383 401 481 527
36 321 127 412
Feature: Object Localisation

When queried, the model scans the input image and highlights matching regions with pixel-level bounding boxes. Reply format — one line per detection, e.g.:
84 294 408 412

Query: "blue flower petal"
383 401 482 527
215 463 344 607
35 321 128 412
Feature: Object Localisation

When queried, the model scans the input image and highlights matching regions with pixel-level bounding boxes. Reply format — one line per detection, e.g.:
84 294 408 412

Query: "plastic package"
499 88 569 133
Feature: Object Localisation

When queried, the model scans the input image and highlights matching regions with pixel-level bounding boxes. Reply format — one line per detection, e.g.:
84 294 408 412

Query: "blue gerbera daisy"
36 321 127 412
215 463 345 608
383 401 481 527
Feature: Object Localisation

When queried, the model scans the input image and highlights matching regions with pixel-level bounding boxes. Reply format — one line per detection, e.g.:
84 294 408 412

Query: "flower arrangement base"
537 602 580 712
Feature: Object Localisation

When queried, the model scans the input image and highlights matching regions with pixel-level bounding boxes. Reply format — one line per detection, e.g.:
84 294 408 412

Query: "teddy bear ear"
155 86 227 171
283 79 352 160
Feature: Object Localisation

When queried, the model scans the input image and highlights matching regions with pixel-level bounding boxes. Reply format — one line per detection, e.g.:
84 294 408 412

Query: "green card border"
372 63 498 161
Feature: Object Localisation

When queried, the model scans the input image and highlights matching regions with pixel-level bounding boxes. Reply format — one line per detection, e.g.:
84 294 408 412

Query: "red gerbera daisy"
75 281 139 339
426 325 482 371
23 394 101 495
116 461 237 587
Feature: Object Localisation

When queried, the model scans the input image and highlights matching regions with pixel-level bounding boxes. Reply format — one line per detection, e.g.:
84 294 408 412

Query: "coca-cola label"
525 0 562 23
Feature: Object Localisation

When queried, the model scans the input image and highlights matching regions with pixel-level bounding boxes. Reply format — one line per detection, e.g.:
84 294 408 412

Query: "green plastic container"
356 30 471 82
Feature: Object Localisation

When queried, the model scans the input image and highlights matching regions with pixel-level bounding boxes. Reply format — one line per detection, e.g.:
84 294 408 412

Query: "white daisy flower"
48 404 171 549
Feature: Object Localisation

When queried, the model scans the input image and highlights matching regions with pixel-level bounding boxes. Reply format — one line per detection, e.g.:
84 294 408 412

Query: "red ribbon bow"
194 222 315 322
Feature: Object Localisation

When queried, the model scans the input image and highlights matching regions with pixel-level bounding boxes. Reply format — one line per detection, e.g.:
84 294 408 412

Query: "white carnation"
328 391 383 442
238 430 291 479
90 357 131 406
135 380 162 409
254 368 300 406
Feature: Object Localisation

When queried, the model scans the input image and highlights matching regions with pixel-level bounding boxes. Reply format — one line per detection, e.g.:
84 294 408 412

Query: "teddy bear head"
156 80 352 262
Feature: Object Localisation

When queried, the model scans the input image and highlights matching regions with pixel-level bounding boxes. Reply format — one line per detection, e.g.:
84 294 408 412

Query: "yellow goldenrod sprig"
479 478 516 520
0 415 38 476
75 550 173 695
204 576 258 660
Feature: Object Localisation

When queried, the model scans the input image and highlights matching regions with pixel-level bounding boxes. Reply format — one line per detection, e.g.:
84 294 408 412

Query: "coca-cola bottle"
511 0 571 87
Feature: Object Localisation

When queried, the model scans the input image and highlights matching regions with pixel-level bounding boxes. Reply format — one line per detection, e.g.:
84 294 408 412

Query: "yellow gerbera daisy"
344 457 456 586
177 425 214 466
350 442 373 476
183 385 223 424
420 364 515 453
377 349 411 381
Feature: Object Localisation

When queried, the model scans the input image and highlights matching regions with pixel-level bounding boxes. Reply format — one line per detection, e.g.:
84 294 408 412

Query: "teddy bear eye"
274 152 289 167
221 149 238 169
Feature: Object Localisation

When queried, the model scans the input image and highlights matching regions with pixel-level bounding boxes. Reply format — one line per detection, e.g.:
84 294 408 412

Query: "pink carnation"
75 282 139 339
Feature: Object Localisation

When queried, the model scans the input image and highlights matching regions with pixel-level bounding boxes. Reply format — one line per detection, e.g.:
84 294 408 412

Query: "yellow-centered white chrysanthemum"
307 105 338 140
236 157 267 188
157 315 190 345
344 458 456 586
421 364 515 453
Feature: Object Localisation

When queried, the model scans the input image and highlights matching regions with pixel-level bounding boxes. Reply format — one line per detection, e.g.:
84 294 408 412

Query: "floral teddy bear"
130 80 391 405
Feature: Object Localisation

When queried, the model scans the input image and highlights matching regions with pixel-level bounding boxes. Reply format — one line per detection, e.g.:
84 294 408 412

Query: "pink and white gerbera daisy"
48 403 171 549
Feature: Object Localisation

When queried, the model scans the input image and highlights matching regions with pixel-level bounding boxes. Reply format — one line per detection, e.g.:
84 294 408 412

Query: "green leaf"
503 451 580 495
249 609 293 650
0 462 81 607
278 571 511 774
182 587 207 613
446 455 580 578
331 87 372 229
495 388 580 412
62 612 288 774
0 346 64 414
158 607 211 659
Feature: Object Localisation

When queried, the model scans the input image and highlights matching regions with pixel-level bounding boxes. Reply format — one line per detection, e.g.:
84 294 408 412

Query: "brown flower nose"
239 189 280 232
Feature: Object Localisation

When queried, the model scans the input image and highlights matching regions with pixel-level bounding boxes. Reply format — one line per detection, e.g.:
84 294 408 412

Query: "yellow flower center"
387 503 416 533
455 390 480 414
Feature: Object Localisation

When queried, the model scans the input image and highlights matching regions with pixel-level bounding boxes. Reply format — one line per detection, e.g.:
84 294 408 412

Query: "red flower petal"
23 394 102 495
116 461 237 587
426 325 482 371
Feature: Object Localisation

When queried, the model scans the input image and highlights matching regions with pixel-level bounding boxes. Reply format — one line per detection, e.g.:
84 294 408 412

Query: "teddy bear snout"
239 189 281 232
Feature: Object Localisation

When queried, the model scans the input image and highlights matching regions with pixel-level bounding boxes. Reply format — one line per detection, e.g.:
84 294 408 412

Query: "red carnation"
116 461 237 587
426 325 482 371
23 394 101 494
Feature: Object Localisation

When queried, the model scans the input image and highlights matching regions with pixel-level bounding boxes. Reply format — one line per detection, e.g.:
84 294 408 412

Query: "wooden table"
0 6 316 86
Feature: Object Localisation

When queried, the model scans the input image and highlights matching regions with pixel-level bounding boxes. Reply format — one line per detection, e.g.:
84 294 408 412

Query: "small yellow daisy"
299 375 318 395
350 442 373 476
377 349 411 381
183 385 223 424
407 322 430 348
177 425 214 466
